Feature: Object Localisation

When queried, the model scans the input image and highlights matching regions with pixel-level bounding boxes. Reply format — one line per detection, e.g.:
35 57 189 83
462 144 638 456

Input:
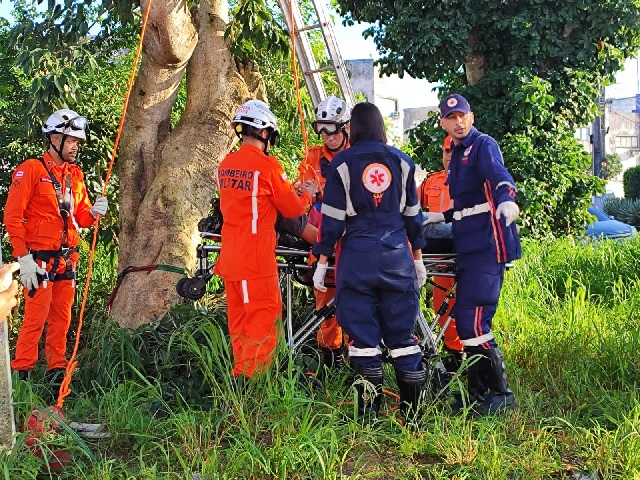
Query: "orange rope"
289 1 309 157
56 0 154 409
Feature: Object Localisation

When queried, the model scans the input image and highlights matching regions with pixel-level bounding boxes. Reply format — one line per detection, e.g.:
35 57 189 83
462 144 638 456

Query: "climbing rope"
56 0 154 409
289 1 310 157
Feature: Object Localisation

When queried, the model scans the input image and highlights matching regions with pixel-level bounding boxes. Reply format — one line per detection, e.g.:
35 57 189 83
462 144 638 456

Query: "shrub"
603 197 640 227
622 165 640 199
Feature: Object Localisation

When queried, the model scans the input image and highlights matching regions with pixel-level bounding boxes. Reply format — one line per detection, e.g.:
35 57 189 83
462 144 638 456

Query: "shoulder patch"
281 172 288 181
15 171 23 178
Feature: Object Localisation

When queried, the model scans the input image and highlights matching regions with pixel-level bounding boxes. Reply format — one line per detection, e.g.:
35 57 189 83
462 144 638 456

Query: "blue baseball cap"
439 94 471 118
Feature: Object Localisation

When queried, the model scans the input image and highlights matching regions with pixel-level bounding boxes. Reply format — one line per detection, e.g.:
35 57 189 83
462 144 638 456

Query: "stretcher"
176 229 459 395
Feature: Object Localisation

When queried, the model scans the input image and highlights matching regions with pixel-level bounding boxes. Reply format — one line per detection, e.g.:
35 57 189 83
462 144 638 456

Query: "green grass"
3 236 640 478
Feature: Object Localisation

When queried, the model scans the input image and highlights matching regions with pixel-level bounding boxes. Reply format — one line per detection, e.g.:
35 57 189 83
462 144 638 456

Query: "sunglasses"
312 121 344 136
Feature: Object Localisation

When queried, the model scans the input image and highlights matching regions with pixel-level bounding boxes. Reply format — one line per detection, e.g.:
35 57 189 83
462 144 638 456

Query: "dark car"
584 205 637 240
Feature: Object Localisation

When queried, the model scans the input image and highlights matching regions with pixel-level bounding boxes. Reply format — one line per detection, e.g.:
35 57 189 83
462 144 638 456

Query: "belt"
452 202 490 221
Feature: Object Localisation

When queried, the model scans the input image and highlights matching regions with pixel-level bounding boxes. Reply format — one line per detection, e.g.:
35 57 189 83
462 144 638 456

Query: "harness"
32 158 78 282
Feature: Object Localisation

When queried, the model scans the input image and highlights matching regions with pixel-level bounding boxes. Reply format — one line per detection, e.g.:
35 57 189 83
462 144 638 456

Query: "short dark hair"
349 102 387 144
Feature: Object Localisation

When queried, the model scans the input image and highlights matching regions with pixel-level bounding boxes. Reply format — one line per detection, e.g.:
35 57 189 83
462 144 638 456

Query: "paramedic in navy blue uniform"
312 102 428 419
424 94 521 415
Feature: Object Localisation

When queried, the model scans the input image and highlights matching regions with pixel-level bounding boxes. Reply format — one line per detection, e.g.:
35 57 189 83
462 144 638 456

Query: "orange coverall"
418 170 463 352
4 153 95 372
297 144 348 350
215 144 312 377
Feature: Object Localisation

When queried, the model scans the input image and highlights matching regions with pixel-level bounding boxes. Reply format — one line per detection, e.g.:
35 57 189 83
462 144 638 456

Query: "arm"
71 167 98 228
402 160 427 251
3 161 36 258
270 164 313 218
477 139 518 205
312 163 346 258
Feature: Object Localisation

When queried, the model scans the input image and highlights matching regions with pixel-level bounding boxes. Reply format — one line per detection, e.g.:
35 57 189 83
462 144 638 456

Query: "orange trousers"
12 278 75 372
315 285 343 350
225 276 282 377
432 275 463 351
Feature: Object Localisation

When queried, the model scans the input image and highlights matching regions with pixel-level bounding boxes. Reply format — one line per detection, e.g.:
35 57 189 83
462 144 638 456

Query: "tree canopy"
340 0 640 237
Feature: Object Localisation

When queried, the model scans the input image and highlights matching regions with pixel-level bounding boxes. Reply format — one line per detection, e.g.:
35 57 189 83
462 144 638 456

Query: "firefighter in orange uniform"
417 135 465 371
215 100 317 378
4 109 108 390
296 96 351 370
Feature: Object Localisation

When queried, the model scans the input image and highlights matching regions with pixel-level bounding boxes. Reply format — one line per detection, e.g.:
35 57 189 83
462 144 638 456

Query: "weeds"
3 236 640 478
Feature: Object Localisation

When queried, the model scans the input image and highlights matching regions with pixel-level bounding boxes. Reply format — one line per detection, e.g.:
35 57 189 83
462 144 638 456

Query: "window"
615 136 639 148
575 127 590 141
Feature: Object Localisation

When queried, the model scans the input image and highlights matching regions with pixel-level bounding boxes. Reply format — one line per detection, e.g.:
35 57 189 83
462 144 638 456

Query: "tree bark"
465 27 485 86
111 0 263 328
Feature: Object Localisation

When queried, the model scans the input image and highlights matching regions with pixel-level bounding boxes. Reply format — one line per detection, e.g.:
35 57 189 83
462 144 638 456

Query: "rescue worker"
0 263 19 321
417 136 465 372
4 109 108 391
313 102 427 419
424 94 521 415
296 95 351 371
215 100 317 378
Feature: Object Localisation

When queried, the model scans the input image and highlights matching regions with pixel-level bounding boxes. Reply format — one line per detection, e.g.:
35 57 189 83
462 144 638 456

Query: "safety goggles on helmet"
312 121 345 136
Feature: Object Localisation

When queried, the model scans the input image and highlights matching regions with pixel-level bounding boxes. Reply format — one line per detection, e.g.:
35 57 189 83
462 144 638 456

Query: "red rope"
56 0 154 409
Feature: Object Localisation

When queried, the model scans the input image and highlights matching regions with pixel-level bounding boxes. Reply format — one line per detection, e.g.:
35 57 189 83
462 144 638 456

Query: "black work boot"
442 347 466 374
352 364 383 417
321 348 345 370
16 370 30 381
395 366 426 420
480 347 517 414
449 347 489 413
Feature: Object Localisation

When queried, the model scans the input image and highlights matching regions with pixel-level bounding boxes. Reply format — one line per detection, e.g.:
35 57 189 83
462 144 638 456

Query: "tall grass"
3 236 640 478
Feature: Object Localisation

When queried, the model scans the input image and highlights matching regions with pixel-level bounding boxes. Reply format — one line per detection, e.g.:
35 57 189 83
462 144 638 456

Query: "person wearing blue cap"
424 93 521 415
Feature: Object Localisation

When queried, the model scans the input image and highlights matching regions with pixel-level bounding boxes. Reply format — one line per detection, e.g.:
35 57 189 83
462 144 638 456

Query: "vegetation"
602 152 623 180
338 0 640 238
603 197 640 227
3 236 640 478
623 165 640 199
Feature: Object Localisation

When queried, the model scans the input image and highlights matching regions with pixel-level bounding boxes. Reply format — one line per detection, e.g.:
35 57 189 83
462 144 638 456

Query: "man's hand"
90 196 108 218
495 201 519 226
17 255 46 290
0 263 19 320
414 260 427 287
299 180 318 197
313 262 328 292
423 212 445 224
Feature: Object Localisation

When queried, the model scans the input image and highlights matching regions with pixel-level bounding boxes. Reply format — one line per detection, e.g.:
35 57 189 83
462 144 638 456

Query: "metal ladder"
276 0 356 108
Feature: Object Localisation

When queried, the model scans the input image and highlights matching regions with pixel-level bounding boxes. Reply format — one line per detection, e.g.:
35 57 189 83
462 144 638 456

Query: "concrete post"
0 246 16 450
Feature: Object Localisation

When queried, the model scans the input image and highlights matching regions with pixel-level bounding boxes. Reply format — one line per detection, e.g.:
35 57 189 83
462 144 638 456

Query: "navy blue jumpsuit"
313 141 426 371
442 127 522 349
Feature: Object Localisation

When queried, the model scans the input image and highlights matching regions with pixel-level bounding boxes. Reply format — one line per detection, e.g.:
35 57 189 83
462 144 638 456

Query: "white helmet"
232 100 279 134
42 108 88 140
315 96 351 125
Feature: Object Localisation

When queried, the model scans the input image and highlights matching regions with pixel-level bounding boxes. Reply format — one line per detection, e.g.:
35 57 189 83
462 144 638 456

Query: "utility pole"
592 92 607 178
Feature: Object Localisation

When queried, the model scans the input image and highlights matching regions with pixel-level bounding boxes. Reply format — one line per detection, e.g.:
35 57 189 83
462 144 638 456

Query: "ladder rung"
296 23 320 33
305 66 335 74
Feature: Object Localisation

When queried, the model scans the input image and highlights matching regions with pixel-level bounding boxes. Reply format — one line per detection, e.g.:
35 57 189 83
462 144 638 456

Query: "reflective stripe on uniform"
321 203 346 221
403 202 421 216
399 158 410 212
348 345 383 357
241 280 249 304
336 163 356 216
495 180 516 192
388 345 421 358
251 171 260 234
461 332 494 347
452 202 490 221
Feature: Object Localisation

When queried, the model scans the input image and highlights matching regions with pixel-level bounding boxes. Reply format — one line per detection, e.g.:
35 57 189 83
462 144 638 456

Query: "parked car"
584 205 637 240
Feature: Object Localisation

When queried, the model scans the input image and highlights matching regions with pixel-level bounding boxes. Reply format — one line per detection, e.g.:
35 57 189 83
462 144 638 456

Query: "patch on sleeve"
15 171 24 178
11 181 20 188
281 172 288 181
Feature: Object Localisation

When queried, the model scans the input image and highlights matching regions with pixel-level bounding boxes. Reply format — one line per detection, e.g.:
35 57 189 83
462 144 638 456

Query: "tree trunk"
110 0 263 328
465 27 485 86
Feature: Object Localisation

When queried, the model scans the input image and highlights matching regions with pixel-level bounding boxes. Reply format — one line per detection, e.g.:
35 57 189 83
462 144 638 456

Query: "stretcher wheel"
176 277 207 300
